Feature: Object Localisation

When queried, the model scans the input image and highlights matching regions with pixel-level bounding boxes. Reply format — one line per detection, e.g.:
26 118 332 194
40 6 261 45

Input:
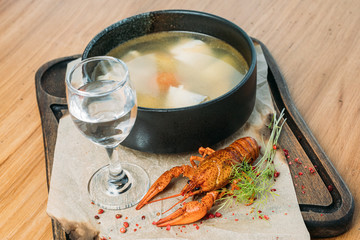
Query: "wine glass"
65 56 150 210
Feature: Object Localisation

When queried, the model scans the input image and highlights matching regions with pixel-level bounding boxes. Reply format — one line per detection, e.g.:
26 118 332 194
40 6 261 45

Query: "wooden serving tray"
35 40 354 239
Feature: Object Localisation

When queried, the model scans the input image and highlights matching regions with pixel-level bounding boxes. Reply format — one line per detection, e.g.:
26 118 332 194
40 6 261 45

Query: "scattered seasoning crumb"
166 225 171 231
115 214 122 219
320 214 323 216
309 167 316 174
328 185 333 192
302 191 306 194
98 209 104 214
94 215 100 219
215 212 222 218
156 212 160 216
258 210 262 213
208 213 215 218
125 217 128 220
273 145 277 150
264 215 270 220
258 216 263 219
134 229 137 232
270 188 276 192
274 172 280 178
301 185 305 189
141 215 146 220
283 149 289 157
152 221 157 225
298 172 303 176
123 222 129 228
91 202 95 205
136 224 139 227
284 213 287 215
120 227 126 233
235 219 239 221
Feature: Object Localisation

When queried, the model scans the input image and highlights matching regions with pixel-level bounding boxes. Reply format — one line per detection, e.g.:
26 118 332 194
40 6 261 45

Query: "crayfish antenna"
147 193 183 205
162 194 190 214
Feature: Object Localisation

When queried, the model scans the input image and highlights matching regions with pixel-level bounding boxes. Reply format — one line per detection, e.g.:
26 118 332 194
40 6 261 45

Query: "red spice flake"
123 222 129 228
288 161 292 165
100 237 107 240
115 214 122 219
235 219 239 221
301 185 305 189
298 172 303 176
273 145 277 150
98 209 104 214
294 158 302 164
208 213 215 219
302 191 306 194
328 185 333 192
136 223 139 227
215 212 222 218
125 216 128 220
294 175 298 178
134 229 137 232
120 227 126 233
156 212 160 216
320 214 324 216
264 215 270 220
166 225 171 231
94 215 100 219
91 202 95 205
259 216 263 219
182 225 186 228
232 213 235 215
152 221 157 225
283 149 289 157
258 210 262 213
270 188 276 192
309 167 316 174
284 213 288 215
141 215 146 220
274 172 280 178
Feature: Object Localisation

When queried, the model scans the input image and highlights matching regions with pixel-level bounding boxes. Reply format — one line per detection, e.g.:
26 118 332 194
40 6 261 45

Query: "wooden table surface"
1 0 359 239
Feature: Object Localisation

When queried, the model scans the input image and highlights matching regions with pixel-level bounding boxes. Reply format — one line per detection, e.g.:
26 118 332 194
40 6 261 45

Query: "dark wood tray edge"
255 39 355 238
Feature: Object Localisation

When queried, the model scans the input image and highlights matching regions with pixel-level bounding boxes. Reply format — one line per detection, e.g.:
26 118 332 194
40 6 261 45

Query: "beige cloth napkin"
47 44 310 240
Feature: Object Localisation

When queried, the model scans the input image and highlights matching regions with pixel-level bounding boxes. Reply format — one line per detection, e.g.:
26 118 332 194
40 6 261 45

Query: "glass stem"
106 147 130 194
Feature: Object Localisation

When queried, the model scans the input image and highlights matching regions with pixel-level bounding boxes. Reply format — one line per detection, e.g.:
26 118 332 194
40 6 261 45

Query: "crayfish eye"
187 180 191 184
194 186 201 191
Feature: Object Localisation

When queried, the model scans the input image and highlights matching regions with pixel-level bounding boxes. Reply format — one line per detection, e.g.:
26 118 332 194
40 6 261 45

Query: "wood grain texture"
1 0 359 239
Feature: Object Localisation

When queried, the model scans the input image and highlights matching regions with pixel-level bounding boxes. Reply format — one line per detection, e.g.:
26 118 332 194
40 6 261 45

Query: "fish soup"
107 31 249 109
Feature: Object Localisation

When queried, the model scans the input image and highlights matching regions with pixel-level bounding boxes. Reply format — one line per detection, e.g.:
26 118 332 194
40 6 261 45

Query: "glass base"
88 162 150 210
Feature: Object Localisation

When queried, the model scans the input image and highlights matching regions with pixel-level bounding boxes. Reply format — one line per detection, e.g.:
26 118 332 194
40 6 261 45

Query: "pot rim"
83 9 257 113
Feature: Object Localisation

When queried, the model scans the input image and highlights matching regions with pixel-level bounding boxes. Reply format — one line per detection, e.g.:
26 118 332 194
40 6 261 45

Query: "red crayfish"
136 137 260 227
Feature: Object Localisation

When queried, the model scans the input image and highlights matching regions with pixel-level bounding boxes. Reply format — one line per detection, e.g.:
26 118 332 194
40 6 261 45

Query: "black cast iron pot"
83 10 257 153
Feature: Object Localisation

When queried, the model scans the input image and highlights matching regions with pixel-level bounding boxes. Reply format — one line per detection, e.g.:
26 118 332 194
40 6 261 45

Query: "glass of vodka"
66 56 149 209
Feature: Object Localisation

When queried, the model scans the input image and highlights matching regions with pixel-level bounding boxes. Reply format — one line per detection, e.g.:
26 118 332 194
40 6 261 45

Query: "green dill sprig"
217 109 286 210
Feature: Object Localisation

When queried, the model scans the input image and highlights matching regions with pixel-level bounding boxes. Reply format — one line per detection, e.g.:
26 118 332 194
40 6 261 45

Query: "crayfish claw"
156 191 218 227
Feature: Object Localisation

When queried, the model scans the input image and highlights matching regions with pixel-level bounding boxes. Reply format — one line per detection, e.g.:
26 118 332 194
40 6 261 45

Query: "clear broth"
107 31 249 108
